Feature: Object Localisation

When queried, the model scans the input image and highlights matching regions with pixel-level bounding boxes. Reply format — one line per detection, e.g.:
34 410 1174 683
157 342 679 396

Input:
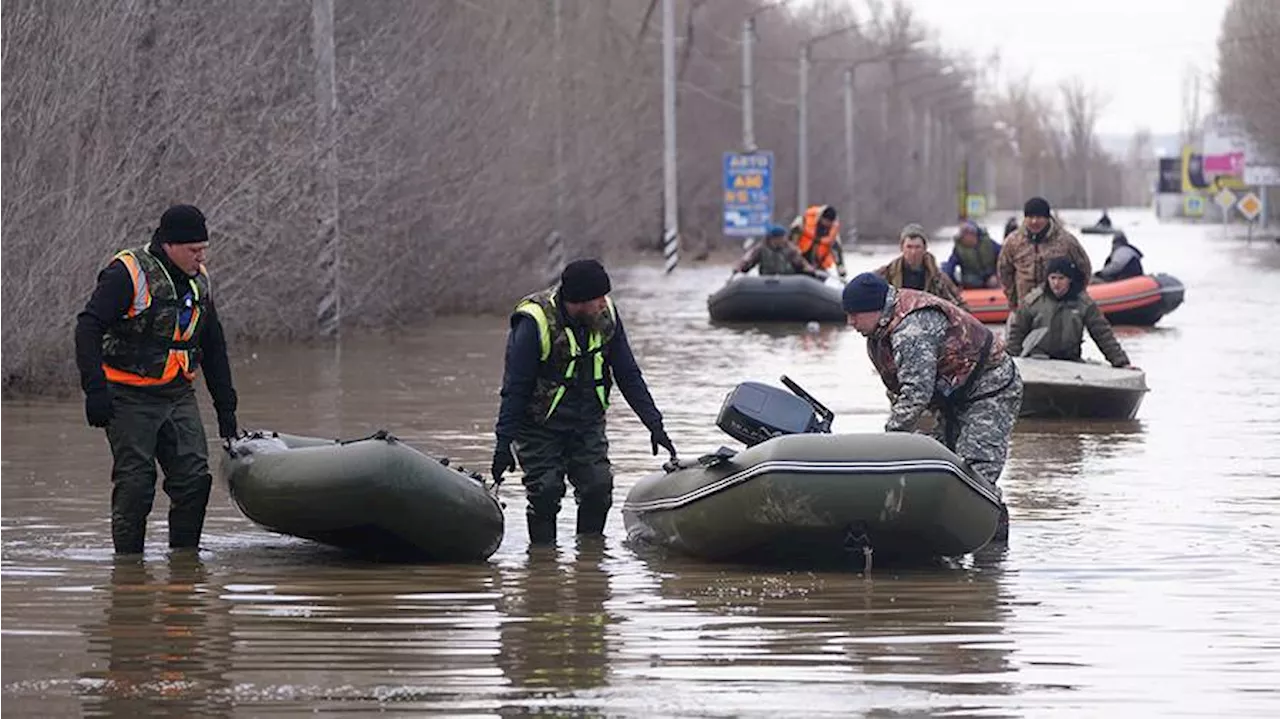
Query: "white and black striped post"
661 0 679 274
312 0 341 338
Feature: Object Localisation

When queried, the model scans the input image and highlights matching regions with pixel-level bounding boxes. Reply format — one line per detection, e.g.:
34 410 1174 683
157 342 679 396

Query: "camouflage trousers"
930 356 1023 484
104 384 213 555
514 420 613 542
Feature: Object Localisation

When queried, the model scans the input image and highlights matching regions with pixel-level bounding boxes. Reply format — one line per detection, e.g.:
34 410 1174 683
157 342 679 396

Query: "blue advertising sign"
722 151 774 237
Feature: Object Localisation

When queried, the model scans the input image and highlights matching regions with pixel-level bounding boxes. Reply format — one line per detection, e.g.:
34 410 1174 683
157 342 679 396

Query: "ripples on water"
4 210 1280 716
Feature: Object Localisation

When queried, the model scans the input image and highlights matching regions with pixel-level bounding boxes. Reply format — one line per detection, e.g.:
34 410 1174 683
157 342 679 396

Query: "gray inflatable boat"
220 430 504 561
623 379 1003 566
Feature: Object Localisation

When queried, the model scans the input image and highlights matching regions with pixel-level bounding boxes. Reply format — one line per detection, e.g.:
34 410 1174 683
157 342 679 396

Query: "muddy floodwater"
4 210 1280 717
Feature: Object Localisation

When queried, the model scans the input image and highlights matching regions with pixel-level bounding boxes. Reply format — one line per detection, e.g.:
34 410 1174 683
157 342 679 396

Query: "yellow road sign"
1237 192 1262 221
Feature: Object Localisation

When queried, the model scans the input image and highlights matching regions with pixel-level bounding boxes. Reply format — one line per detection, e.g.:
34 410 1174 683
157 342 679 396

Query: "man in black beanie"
74 204 239 555
492 259 676 545
996 196 1092 310
844 271 1021 541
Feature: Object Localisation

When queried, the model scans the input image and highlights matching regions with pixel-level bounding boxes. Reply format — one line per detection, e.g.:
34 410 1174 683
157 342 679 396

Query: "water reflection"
496 539 613 698
79 554 232 719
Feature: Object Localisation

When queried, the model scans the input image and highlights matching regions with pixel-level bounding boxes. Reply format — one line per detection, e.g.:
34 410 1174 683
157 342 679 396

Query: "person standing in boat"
997 197 1092 310
492 259 676 545
842 273 1021 537
941 220 1003 289
1092 232 1145 283
731 224 826 279
1007 257 1135 369
74 205 239 556
874 224 969 309
789 204 848 281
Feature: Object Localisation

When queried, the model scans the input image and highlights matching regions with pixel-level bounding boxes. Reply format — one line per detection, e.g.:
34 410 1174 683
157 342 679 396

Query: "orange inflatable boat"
962 273 1185 326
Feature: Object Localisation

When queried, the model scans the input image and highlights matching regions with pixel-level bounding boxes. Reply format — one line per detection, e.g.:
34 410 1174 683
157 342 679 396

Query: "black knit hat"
1023 196 1051 218
560 259 612 303
820 206 838 221
842 272 890 314
156 204 209 244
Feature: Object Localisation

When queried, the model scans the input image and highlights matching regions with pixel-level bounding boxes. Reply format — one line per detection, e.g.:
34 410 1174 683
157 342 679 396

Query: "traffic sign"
965 194 987 218
1213 188 1237 211
1237 192 1262 221
722 151 773 237
1183 194 1205 217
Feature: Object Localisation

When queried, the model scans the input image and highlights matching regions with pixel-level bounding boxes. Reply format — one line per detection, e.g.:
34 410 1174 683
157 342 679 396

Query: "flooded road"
4 209 1280 716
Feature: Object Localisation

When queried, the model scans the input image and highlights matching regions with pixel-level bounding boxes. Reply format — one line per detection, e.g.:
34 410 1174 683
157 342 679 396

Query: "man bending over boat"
843 273 1021 538
492 259 676 545
731 224 826 279
1007 257 1135 369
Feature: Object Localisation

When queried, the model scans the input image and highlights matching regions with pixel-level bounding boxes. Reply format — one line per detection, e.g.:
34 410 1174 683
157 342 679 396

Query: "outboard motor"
715 375 835 446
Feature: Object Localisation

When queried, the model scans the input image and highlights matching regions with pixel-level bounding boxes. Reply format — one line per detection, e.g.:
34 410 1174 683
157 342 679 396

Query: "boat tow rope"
843 522 873 575
340 429 398 444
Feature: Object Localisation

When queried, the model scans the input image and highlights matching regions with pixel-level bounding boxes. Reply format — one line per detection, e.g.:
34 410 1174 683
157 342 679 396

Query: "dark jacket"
1094 242 1145 282
942 234 1002 288
495 297 662 443
74 241 236 413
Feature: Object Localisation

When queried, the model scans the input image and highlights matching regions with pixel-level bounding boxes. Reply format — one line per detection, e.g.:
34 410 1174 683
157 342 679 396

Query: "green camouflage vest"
101 246 211 380
513 287 617 423
757 244 798 275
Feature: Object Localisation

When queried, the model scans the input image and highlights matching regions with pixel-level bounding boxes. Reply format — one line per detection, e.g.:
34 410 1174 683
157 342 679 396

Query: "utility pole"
741 16 756 152
312 0 340 338
842 67 856 241
662 0 679 273
797 44 810 215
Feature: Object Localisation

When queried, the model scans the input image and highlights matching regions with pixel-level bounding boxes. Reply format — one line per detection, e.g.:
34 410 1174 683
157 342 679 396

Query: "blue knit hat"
767 224 787 237
842 272 889 314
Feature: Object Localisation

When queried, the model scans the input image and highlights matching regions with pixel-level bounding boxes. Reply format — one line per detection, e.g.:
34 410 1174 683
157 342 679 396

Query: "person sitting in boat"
1006 257 1134 369
843 272 1021 538
492 259 677 546
997 196 1092 310
1095 210 1112 229
874 223 968 309
1092 232 1145 283
789 204 848 281
731 224 825 279
942 220 1002 289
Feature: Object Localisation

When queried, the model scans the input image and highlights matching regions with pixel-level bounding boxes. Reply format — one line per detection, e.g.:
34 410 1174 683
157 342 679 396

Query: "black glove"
85 387 114 428
650 427 676 458
216 410 238 440
492 439 516 485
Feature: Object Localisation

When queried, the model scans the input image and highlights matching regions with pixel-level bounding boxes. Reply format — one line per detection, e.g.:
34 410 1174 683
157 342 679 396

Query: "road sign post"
1214 187 1237 235
1238 191 1262 243
723 151 774 240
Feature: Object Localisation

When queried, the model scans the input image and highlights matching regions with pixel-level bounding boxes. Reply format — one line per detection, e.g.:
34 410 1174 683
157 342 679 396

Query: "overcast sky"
899 0 1229 137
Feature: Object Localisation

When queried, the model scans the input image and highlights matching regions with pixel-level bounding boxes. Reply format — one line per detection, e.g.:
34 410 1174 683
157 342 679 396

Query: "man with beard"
874 223 968 308
492 259 676 545
1007 257 1135 369
996 197 1092 310
74 204 239 555
843 272 1021 539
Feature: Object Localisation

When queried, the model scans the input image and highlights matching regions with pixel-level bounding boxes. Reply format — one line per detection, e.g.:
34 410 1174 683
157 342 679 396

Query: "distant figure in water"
1095 210 1112 229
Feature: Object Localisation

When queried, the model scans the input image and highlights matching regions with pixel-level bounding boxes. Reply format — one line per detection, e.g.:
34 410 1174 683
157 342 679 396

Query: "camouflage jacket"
867 287 1004 432
1006 286 1130 367
874 254 968 308
996 219 1093 309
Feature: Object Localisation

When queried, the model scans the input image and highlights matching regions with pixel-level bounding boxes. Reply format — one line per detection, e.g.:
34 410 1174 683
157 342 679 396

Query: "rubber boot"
527 514 557 546
576 502 608 536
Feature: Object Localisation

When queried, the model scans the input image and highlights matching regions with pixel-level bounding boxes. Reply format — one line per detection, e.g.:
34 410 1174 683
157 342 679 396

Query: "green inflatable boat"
622 379 1003 566
220 430 504 561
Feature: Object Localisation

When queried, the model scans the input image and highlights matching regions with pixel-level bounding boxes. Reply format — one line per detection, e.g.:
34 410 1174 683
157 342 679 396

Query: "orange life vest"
795 205 840 270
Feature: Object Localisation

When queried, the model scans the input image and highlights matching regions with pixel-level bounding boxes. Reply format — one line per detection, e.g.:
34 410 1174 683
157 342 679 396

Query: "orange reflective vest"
795 205 841 270
100 247 210 387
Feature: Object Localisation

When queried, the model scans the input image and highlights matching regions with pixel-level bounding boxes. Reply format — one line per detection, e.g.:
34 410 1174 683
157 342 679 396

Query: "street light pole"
843 67 856 241
797 43 810 214
742 16 755 152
